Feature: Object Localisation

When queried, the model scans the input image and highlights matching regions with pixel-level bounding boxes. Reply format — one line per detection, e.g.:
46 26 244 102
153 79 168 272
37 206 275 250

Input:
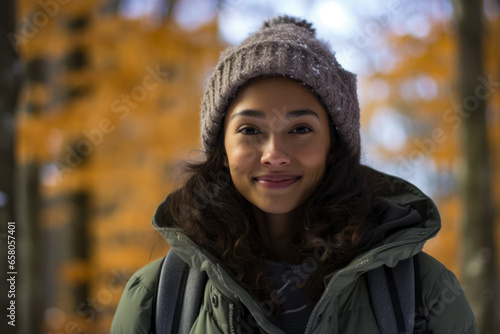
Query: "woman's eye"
237 126 260 135
291 125 313 134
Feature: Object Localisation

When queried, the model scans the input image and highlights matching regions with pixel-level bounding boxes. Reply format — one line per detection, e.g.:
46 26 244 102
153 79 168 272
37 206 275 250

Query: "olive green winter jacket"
111 171 478 334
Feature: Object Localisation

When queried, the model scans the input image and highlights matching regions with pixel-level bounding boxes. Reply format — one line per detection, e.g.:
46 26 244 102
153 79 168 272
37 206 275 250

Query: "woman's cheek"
303 148 328 178
301 146 324 163
229 145 259 173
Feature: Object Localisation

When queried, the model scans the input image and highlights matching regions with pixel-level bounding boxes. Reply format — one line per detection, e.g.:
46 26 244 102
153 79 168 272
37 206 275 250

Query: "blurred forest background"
0 0 499 333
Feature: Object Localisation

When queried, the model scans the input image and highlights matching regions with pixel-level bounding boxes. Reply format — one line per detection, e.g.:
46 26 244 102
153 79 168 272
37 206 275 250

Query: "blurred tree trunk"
0 0 21 333
452 0 497 333
163 0 178 21
41 191 90 333
17 164 43 334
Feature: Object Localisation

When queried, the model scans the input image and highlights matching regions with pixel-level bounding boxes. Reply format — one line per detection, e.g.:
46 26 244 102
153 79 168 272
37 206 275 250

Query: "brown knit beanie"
200 15 361 159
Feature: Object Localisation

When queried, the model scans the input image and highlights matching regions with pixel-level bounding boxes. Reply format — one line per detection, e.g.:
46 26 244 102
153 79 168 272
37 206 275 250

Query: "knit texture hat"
200 15 361 159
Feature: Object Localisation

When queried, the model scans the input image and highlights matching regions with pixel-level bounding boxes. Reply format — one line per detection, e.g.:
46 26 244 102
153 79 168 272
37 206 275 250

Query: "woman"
111 16 477 333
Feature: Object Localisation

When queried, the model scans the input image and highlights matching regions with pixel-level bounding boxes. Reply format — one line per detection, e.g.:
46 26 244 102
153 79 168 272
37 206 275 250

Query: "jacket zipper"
229 302 238 334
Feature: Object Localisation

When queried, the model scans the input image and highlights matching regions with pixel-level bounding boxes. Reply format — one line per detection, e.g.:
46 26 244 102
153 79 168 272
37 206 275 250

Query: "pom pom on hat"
261 15 316 34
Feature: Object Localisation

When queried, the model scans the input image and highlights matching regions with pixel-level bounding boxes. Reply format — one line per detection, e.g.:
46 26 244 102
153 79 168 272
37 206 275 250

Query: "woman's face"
223 76 331 214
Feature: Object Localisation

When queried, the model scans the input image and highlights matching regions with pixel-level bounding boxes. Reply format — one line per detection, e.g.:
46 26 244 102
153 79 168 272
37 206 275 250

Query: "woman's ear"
223 154 229 168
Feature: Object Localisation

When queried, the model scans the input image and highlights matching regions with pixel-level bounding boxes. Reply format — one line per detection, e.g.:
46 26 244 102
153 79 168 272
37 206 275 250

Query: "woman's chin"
252 202 303 216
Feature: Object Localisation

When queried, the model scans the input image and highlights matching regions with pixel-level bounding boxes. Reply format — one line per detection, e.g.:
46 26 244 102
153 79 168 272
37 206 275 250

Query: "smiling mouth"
254 176 300 189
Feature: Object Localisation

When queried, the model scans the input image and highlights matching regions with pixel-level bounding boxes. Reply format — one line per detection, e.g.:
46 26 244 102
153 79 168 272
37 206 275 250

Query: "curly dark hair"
158 123 386 314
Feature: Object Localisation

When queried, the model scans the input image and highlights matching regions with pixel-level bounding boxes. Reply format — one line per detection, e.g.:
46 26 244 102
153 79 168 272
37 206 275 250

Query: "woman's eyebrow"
285 109 319 120
230 109 319 120
230 109 265 120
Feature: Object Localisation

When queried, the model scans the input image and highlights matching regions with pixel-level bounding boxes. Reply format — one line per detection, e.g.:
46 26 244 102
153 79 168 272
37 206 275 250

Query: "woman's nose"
260 136 290 167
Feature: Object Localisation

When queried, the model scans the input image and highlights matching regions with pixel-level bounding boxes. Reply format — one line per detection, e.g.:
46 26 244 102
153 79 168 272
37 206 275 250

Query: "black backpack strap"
384 265 408 332
413 255 431 334
155 250 207 334
155 250 189 334
177 262 207 333
366 256 416 334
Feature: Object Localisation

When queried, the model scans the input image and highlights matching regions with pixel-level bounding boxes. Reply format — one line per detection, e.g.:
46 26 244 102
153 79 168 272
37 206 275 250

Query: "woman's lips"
254 175 300 189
